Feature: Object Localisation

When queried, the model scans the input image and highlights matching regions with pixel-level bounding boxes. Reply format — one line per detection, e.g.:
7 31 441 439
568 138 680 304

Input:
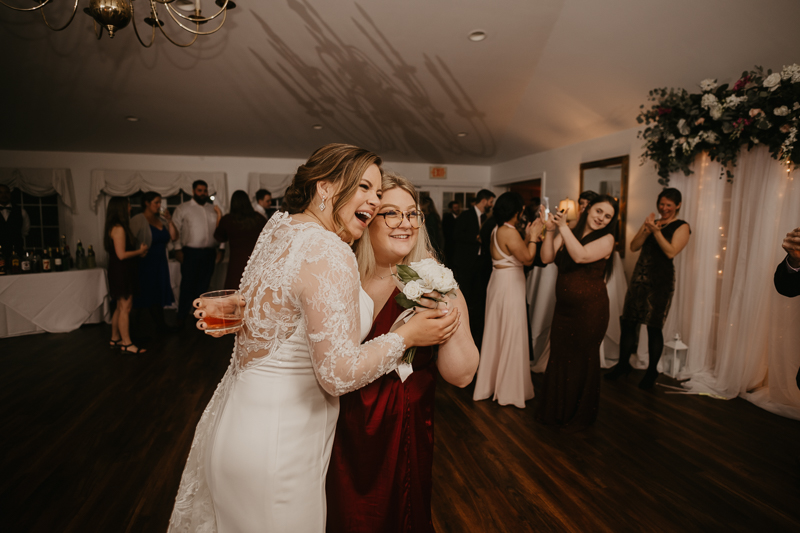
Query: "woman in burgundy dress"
214 190 267 289
105 197 149 354
326 173 479 533
536 195 619 430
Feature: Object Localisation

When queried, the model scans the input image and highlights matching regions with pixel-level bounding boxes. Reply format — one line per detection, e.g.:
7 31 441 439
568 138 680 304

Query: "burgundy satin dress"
326 288 437 533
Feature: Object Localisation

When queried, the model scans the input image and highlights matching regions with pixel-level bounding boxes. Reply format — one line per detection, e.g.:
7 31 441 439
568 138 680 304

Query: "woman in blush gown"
536 195 618 430
168 145 460 533
473 192 543 408
326 172 478 533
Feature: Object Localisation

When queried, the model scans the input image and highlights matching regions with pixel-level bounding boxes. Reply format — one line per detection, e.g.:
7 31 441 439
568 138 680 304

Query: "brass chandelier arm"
39 0 79 31
163 0 228 23
131 1 156 47
155 19 199 47
161 2 228 36
0 0 51 12
161 0 228 29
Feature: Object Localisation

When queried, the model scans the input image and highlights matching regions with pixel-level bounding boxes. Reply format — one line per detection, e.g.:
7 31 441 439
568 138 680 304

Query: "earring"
319 195 327 211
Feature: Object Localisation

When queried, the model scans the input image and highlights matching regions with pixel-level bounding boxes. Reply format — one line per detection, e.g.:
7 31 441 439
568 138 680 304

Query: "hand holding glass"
194 289 244 336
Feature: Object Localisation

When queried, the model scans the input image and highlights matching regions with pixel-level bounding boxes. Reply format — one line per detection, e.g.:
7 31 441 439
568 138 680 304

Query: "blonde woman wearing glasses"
326 172 478 533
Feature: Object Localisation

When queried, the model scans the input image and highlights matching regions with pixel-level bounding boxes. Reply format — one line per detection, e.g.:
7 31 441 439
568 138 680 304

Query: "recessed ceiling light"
457 132 468 137
468 30 486 42
126 116 139 122
312 124 323 130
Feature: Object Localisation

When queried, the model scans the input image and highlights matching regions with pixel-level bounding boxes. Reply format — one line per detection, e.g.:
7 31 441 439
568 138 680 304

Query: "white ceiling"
1 0 799 165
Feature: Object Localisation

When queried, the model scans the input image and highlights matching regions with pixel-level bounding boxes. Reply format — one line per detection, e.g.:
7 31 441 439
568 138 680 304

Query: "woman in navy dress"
131 192 178 331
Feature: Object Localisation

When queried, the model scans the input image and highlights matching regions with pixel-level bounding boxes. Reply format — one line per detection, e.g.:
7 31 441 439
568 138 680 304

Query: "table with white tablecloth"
0 268 110 338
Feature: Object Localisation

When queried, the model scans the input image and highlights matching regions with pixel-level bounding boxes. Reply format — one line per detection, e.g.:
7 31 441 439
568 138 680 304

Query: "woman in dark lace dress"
535 195 618 430
605 188 691 389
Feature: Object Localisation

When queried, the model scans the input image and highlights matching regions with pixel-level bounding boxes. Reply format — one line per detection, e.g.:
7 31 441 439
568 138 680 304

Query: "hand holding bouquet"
390 259 459 379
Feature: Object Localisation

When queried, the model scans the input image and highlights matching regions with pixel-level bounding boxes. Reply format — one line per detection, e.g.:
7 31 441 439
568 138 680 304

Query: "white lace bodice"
233 212 405 396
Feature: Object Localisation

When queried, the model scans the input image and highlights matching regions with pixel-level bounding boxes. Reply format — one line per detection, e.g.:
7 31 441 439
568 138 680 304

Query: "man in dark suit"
442 200 461 267
254 189 277 220
774 226 800 390
452 189 495 346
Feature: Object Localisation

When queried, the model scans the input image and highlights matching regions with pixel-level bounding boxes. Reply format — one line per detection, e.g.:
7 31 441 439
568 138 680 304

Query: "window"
442 191 476 214
127 190 193 217
11 189 59 250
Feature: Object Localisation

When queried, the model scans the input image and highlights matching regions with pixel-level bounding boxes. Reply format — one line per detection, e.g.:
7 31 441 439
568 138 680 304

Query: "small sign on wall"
429 166 447 179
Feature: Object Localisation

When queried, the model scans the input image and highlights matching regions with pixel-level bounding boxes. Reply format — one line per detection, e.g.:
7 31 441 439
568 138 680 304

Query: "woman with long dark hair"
419 195 445 260
214 189 268 289
473 192 543 408
104 196 149 353
536 194 618 429
605 188 691 389
130 191 178 331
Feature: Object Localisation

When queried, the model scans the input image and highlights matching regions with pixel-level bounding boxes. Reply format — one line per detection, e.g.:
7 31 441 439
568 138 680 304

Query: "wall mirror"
579 155 629 258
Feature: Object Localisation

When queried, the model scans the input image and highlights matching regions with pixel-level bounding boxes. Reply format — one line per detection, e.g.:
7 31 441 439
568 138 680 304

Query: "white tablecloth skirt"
0 268 110 338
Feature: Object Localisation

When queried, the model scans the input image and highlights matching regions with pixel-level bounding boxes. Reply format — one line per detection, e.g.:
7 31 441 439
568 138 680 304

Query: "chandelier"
0 0 236 47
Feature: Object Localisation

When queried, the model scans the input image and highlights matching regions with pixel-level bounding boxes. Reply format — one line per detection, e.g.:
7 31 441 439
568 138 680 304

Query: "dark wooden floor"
2 324 799 533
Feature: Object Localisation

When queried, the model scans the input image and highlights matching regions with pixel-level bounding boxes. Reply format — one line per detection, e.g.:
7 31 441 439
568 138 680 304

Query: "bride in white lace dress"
167 144 460 533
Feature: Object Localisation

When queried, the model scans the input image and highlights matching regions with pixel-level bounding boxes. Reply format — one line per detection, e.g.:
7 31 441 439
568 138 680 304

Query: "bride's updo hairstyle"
283 143 382 242
354 171 433 282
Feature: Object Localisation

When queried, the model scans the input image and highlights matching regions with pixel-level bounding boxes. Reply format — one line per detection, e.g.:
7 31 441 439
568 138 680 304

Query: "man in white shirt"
172 180 223 326
0 184 30 261
253 189 277 220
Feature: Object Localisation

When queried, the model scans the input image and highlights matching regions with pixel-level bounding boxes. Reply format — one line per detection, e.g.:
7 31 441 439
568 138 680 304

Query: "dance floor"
1 324 799 532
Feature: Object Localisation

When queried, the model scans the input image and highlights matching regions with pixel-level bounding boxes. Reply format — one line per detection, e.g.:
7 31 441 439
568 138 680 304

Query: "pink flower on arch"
732 75 752 92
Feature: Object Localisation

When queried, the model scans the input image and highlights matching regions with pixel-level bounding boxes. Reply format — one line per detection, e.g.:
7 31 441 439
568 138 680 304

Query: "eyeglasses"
376 209 424 229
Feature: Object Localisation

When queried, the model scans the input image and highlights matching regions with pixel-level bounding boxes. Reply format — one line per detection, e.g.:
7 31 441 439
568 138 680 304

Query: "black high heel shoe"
604 362 632 381
638 368 659 390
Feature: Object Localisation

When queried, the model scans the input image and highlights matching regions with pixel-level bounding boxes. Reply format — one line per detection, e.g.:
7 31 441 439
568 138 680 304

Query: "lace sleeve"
298 238 405 397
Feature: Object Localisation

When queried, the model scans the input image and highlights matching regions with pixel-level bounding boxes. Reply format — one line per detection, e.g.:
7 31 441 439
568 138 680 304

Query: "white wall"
490 127 664 277
0 150 491 258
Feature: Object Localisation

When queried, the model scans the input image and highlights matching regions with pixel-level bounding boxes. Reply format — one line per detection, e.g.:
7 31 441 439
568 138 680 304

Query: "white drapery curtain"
247 172 294 202
90 170 229 213
667 147 800 420
0 168 77 213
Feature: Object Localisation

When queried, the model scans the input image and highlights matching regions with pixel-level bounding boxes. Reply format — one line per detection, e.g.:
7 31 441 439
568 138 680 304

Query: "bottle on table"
21 250 31 273
61 235 72 270
10 248 21 274
42 248 52 272
75 241 87 270
0 245 6 276
31 249 42 273
53 246 63 272
86 245 97 269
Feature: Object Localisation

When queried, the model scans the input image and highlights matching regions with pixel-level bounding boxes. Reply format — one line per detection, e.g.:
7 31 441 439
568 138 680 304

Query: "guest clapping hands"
605 188 690 389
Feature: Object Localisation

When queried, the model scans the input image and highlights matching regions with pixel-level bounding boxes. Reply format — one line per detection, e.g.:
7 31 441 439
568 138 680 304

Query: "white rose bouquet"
389 258 459 381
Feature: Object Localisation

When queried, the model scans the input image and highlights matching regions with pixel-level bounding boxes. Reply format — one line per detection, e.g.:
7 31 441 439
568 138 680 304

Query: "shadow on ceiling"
249 0 496 163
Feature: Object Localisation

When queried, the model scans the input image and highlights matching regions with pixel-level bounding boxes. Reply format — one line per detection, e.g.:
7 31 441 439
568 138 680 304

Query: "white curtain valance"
247 173 294 201
90 170 229 213
0 167 77 213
